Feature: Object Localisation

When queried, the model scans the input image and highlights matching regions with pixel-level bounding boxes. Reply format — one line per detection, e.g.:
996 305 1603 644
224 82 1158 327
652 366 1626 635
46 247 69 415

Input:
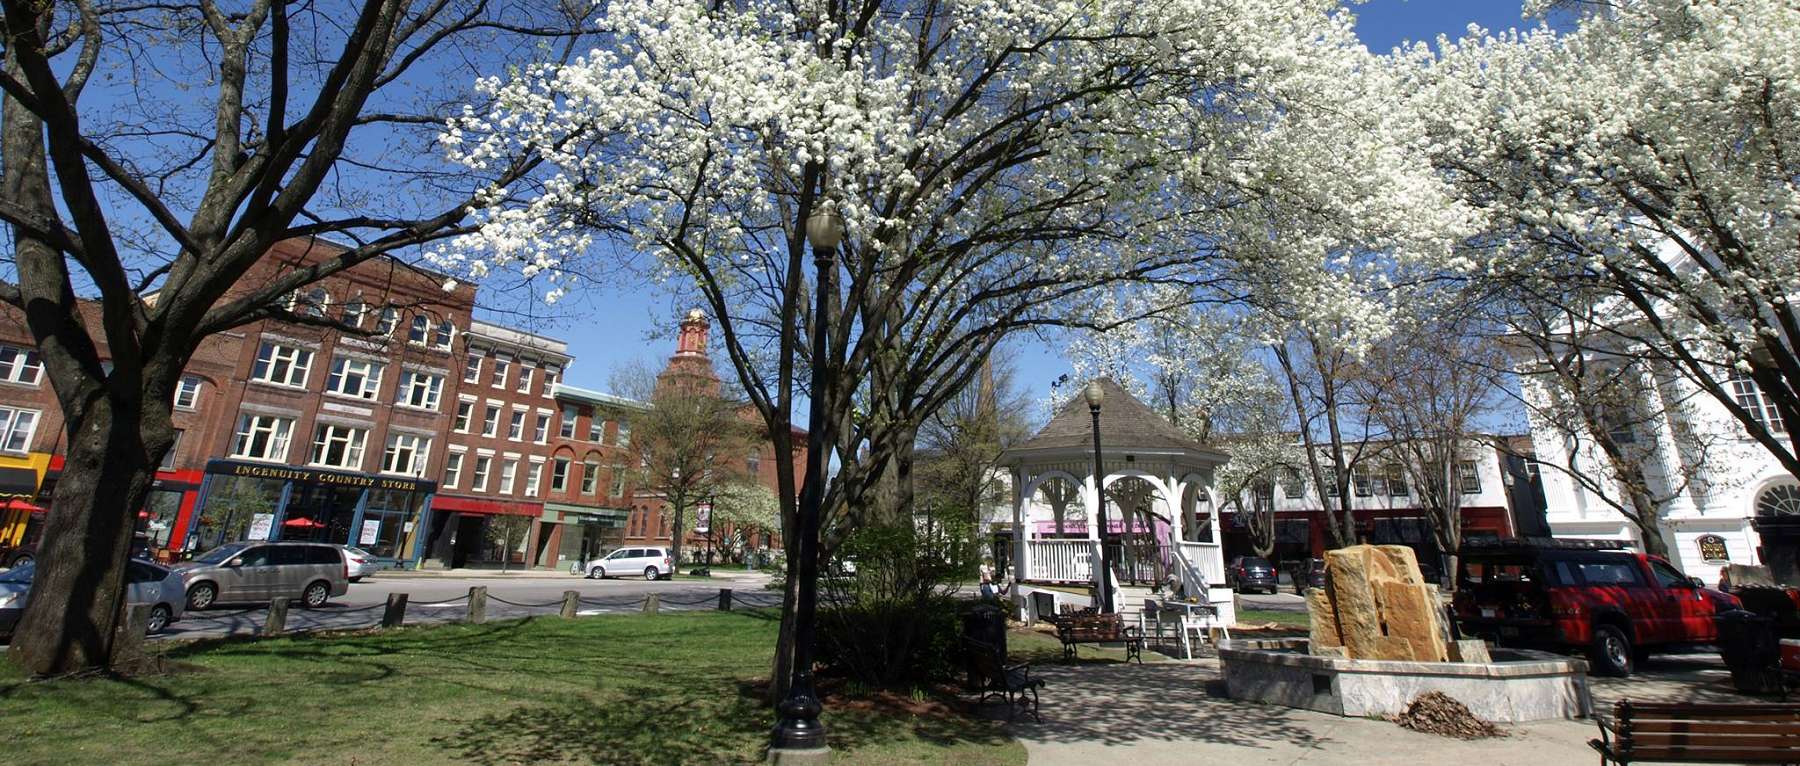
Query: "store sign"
360 519 382 546
1697 534 1730 562
695 502 712 534
206 459 436 494
248 513 275 541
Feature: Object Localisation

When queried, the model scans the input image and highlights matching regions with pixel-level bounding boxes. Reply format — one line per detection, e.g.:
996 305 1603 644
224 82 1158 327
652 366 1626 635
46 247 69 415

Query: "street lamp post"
1085 380 1114 614
769 204 842 761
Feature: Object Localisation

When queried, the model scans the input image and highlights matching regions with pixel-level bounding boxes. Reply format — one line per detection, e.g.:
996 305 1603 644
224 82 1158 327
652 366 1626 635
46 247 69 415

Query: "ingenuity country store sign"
205 459 436 494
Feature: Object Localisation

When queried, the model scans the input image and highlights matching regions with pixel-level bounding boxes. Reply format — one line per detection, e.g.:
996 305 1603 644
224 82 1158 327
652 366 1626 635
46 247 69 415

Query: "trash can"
962 603 1008 689
1716 609 1782 694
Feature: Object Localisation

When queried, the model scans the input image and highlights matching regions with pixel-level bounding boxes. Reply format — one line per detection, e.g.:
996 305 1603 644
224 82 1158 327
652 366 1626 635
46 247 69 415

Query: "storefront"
536 503 629 571
423 495 543 569
185 459 437 566
0 452 50 564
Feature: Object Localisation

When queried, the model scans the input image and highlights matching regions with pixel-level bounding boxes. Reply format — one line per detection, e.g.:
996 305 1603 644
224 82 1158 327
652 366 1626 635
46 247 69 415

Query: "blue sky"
503 0 1542 413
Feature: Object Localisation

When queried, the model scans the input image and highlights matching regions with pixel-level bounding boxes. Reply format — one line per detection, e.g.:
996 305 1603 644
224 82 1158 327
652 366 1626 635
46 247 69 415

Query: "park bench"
964 637 1044 722
1052 610 1143 664
1588 699 1800 765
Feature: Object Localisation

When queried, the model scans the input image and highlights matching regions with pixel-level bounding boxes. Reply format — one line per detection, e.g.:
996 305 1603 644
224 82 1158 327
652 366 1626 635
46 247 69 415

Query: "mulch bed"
1390 691 1507 739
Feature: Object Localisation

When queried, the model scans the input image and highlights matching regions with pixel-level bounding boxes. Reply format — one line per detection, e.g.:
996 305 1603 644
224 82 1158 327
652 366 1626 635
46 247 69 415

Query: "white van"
584 547 674 581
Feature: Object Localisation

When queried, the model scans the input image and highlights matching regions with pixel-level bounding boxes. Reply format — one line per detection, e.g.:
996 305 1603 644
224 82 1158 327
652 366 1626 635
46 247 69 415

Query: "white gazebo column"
1165 475 1184 545
1086 473 1104 597
1012 468 1029 590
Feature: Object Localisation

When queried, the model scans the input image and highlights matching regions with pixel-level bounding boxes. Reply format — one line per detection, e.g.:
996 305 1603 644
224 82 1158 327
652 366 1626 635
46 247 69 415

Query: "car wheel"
644 566 660 581
9 553 31 567
590 566 605 579
185 582 217 611
301 580 330 609
145 604 172 634
1588 624 1634 677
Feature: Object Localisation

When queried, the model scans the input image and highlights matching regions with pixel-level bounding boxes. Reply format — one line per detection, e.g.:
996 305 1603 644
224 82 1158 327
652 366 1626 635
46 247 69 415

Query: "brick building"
0 237 796 570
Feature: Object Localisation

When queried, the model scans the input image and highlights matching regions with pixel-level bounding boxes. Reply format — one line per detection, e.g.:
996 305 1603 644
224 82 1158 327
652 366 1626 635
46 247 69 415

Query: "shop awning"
1 497 45 513
0 467 39 500
430 495 542 517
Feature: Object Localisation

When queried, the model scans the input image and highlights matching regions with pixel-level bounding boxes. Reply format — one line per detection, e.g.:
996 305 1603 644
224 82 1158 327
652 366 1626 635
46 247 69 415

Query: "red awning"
431 495 543 517
283 517 327 529
1 497 45 513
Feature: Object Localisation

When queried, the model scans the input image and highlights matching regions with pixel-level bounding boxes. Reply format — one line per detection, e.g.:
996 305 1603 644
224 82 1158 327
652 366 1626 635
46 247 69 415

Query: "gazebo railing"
1177 540 1226 588
1025 539 1091 583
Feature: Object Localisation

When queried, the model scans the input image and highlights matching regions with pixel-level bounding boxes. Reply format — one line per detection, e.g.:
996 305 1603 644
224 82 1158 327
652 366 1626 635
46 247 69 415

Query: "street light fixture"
769 203 843 761
1085 380 1114 614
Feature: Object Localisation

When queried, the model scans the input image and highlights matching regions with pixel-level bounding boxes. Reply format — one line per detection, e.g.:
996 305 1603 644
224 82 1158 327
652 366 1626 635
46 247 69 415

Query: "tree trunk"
6 397 163 675
670 488 684 570
769 551 799 704
1627 492 1671 559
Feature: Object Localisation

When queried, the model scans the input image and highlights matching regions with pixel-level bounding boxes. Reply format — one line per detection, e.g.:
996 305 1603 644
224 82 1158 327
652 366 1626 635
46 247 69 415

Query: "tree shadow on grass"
433 685 770 765
1008 663 1335 751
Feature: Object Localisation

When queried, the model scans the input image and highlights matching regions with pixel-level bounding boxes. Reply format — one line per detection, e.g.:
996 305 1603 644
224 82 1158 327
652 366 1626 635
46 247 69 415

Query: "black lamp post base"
770 683 828 756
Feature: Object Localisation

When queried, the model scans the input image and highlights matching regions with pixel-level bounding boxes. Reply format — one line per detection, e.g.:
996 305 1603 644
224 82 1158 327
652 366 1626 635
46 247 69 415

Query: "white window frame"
507 410 526 441
533 413 551 444
339 296 366 329
471 455 492 492
463 352 483 383
551 456 571 492
0 407 41 455
454 400 475 433
491 355 511 388
524 459 544 498
516 365 534 394
613 421 631 447
559 405 578 438
499 459 518 495
608 463 626 497
1731 371 1789 434
397 371 444 411
375 307 399 336
581 458 600 495
482 403 501 437
443 450 466 489
0 345 43 386
542 365 559 397
251 342 313 388
432 320 455 350
173 375 204 410
325 355 385 400
588 417 605 443
1457 460 1482 494
309 423 369 470
230 414 294 462
382 433 431 477
408 315 430 344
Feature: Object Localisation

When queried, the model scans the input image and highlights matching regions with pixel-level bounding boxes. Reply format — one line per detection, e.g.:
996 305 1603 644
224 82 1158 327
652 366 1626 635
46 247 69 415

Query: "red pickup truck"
1453 539 1741 677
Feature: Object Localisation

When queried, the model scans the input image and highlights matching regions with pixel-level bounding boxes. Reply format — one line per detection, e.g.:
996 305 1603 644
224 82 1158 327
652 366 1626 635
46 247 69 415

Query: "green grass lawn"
1234 609 1311 629
0 611 1024 766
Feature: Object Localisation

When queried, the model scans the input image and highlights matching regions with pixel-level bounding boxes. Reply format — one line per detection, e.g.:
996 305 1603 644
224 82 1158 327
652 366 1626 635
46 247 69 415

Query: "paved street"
156 570 780 640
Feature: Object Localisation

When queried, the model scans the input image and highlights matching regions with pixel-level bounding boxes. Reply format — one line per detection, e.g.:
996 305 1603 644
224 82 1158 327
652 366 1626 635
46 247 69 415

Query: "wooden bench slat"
1622 747 1796 763
1624 702 1800 715
1629 733 1800 748
1628 721 1800 735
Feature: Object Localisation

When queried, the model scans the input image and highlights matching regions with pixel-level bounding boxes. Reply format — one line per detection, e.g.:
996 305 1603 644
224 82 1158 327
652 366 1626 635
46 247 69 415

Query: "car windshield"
192 543 250 565
1242 558 1271 569
0 561 34 583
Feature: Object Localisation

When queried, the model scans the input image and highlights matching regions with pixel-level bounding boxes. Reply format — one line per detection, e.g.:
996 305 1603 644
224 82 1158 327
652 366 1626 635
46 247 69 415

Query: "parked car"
1227 556 1278 594
340 546 381 582
585 546 674 581
0 559 185 639
1452 538 1741 677
1292 558 1326 595
176 541 350 610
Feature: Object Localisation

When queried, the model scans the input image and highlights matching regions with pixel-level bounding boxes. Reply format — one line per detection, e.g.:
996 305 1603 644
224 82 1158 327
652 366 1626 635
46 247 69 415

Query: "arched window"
433 319 454 349
1756 482 1800 518
375 307 399 335
408 315 430 343
340 294 366 328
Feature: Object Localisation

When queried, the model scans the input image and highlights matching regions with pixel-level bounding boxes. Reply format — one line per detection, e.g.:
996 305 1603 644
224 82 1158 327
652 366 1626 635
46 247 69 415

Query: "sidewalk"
1008 660 1595 765
377 567 772 583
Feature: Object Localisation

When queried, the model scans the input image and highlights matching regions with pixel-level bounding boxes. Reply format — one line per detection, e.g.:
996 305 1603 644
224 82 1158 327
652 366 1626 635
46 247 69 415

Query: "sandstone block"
1374 545 1422 585
1310 644 1350 658
1374 580 1448 662
1325 547 1383 659
1448 639 1492 664
1307 588 1342 649
1371 635 1416 661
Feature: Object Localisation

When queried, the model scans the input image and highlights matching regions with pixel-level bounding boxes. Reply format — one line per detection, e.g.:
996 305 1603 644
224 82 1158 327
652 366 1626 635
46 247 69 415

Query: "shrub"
816 515 979 688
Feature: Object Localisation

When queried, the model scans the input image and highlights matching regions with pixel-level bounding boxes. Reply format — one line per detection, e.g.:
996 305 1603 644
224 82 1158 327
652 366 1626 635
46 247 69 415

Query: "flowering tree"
438 0 1465 693
1410 0 1800 480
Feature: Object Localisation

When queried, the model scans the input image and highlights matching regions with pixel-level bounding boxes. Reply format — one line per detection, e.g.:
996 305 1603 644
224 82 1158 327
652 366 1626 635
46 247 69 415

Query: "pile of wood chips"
1390 691 1507 739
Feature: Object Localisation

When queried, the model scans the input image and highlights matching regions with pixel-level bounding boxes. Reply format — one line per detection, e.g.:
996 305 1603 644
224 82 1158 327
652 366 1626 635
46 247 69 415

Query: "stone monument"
1307 544 1451 663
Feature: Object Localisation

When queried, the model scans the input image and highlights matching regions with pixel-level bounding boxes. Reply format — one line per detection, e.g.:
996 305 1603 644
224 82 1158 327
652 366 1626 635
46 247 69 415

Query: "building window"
746 451 761 475
548 458 568 493
516 365 534 394
396 371 444 410
559 405 578 438
309 423 368 470
231 414 294 462
443 451 465 488
614 421 630 447
292 287 329 317
542 366 559 396
339 296 366 328
432 320 454 349
326 356 385 400
1458 461 1482 494
463 352 482 383
524 461 543 498
499 459 518 495
173 375 204 410
1384 465 1408 497
581 457 600 495
375 307 399 336
383 433 430 477
482 404 501 437
1730 371 1789 434
1352 467 1377 498
1278 467 1304 498
0 407 40 455
1252 481 1274 511
608 462 626 497
251 342 313 388
471 455 492 491
533 413 550 444
491 356 511 388
507 410 526 441
454 401 475 433
160 429 183 470
408 315 430 344
0 346 43 386
588 417 605 442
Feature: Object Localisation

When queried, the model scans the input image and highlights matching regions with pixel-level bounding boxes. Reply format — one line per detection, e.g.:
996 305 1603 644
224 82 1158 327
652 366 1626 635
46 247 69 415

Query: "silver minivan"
178 541 351 609
585 547 673 581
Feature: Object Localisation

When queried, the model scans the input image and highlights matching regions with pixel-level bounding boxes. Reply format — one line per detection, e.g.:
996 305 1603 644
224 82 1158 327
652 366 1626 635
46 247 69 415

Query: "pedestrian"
978 564 996 601
1717 566 1732 593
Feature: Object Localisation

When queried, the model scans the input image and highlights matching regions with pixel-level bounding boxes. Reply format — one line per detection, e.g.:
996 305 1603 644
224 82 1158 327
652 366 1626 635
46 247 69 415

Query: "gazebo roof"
1007 377 1222 460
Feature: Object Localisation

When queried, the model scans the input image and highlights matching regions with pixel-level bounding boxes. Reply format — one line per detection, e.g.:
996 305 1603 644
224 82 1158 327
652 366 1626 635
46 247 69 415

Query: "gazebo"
1001 378 1233 622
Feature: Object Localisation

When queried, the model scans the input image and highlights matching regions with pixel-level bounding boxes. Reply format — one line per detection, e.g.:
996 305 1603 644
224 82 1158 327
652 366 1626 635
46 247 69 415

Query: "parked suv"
1227 556 1278 594
177 541 350 610
1452 539 1741 676
585 547 674 581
